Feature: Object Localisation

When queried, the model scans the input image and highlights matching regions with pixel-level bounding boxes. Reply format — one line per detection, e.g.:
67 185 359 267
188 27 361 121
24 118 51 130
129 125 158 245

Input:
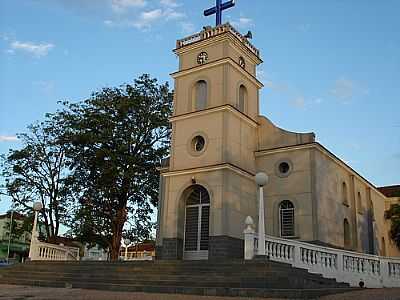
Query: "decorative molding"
171 57 264 89
162 163 254 180
170 104 259 128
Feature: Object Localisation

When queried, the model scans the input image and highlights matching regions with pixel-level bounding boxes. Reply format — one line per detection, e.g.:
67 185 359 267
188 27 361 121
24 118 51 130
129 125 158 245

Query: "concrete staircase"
0 260 359 299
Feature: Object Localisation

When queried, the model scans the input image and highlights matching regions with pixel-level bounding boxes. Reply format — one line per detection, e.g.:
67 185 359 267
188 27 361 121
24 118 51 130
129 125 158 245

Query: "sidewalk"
1 285 399 300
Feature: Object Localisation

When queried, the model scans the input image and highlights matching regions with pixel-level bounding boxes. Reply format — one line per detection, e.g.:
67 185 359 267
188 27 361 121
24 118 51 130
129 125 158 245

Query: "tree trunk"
109 207 127 261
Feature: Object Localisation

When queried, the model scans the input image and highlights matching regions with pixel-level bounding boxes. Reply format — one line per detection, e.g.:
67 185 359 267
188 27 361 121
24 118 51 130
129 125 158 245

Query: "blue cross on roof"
204 0 236 27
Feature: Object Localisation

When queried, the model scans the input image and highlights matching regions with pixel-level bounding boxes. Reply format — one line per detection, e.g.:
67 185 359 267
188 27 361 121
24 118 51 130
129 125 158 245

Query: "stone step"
0 278 358 299
4 266 312 276
2 271 340 288
3 266 339 281
1 271 347 290
0 260 353 298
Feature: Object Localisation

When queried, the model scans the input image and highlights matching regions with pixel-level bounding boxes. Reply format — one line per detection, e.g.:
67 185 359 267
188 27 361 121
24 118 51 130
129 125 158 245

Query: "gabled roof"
378 185 400 198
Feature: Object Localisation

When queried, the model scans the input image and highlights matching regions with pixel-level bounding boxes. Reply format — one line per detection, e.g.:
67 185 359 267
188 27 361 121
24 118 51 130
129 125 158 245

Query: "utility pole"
6 206 14 264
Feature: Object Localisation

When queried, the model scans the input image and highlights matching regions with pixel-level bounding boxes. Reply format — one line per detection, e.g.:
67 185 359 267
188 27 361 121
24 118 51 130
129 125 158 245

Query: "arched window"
342 182 348 206
195 80 207 111
381 237 386 256
279 200 295 237
344 218 351 249
357 192 363 214
238 84 247 113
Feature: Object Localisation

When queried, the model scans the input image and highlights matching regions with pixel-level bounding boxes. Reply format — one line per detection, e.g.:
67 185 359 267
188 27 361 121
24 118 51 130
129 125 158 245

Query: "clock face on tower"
239 56 246 69
197 52 208 65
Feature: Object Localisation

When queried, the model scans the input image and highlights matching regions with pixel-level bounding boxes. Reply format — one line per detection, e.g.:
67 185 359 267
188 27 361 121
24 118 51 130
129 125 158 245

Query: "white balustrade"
30 240 80 261
244 217 400 288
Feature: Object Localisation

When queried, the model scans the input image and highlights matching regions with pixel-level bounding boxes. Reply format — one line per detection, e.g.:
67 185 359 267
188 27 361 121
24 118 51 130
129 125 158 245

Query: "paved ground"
0 285 400 300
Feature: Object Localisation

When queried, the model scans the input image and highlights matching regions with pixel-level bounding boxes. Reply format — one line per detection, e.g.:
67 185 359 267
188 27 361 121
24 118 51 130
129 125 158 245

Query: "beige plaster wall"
178 39 226 71
225 40 257 76
221 170 257 239
170 112 224 171
223 111 257 173
257 116 315 151
314 147 398 257
174 65 224 116
226 65 259 120
159 170 224 240
158 168 256 242
255 147 314 241
177 36 257 76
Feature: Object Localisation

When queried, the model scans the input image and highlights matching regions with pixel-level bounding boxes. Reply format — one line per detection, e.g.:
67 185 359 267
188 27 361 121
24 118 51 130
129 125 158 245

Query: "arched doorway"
183 185 210 260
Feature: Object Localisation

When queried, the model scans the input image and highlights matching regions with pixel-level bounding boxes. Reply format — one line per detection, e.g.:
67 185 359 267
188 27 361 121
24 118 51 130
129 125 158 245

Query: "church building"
155 20 400 261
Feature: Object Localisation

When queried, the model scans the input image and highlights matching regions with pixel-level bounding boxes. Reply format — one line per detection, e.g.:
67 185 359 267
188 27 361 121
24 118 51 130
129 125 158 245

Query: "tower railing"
176 23 260 58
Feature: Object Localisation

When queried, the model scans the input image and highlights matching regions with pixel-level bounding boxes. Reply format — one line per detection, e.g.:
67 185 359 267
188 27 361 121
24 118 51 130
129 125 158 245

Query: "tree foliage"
60 74 172 260
387 204 400 249
1 120 74 239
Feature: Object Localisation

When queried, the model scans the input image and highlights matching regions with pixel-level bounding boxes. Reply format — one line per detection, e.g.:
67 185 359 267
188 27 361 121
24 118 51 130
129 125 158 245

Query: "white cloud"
331 78 355 101
231 17 254 29
132 9 163 29
160 0 180 8
291 96 306 109
314 98 323 104
164 8 185 20
180 22 195 35
104 20 114 26
33 80 55 95
112 0 147 13
297 24 311 33
132 7 185 29
0 33 10 41
0 135 18 142
4 49 15 55
10 41 54 58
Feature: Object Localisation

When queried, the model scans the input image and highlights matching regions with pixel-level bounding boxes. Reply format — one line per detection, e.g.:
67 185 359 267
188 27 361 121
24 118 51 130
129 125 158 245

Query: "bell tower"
156 23 263 260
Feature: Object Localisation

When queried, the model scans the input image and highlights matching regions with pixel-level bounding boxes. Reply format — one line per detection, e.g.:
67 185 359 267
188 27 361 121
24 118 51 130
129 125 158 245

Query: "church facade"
155 23 400 261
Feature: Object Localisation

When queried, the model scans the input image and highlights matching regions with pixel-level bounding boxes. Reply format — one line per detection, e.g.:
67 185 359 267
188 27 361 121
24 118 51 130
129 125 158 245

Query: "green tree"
60 74 172 261
1 120 74 239
387 204 400 249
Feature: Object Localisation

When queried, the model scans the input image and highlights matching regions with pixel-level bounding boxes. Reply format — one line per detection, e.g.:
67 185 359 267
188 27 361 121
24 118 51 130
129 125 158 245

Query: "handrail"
31 241 80 261
244 220 400 288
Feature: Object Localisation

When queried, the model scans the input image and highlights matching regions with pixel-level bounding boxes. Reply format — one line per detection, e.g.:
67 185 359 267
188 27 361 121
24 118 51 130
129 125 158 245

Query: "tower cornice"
170 104 259 128
171 57 264 89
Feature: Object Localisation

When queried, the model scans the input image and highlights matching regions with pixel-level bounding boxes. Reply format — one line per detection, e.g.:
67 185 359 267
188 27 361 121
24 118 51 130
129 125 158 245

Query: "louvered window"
279 200 295 237
184 185 210 252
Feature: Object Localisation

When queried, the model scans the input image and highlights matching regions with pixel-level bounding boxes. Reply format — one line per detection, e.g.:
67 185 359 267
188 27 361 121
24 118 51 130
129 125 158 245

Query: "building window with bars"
279 200 295 237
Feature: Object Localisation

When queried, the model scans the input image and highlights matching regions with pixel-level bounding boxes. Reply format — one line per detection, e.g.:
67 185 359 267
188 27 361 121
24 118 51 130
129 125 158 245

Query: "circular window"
275 160 293 177
279 162 290 174
192 136 205 152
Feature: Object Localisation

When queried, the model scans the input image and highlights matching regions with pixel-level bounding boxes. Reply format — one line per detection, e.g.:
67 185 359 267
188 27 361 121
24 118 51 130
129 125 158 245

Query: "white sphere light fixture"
124 239 131 246
255 172 269 187
33 202 43 212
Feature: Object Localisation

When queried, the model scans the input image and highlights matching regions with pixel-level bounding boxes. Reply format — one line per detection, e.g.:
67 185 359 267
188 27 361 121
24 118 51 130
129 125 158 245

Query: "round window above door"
187 133 208 157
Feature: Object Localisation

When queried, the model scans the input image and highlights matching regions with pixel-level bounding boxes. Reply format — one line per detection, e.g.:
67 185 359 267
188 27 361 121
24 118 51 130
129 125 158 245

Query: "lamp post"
255 172 269 256
28 202 43 260
123 238 132 261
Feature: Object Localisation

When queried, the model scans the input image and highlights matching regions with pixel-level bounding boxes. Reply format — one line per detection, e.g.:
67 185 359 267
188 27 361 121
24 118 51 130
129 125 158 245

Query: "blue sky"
0 0 399 213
